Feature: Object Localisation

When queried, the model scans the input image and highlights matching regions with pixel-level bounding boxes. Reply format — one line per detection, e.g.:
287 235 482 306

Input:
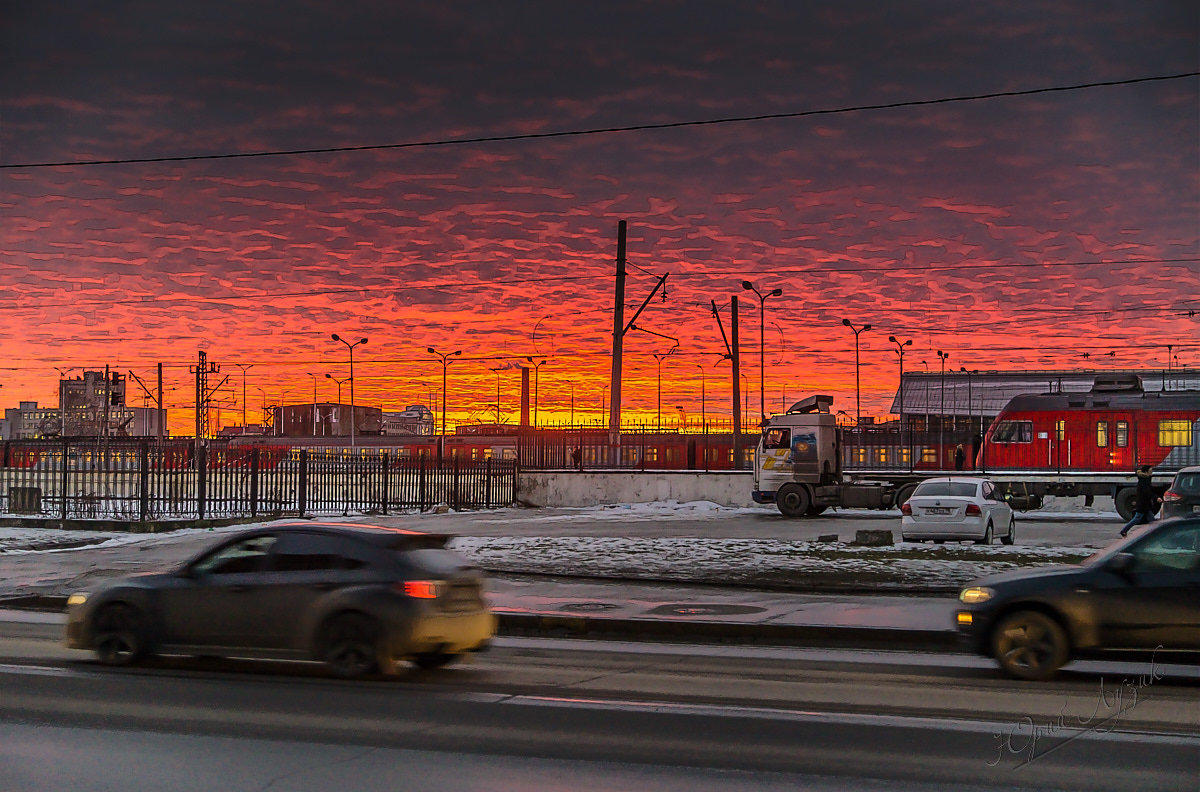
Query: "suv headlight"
959 586 994 604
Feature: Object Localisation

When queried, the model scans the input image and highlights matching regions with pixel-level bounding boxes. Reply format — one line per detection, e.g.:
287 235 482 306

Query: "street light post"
695 364 706 432
742 281 783 420
428 347 462 460
234 363 254 434
937 349 950 468
490 367 503 423
330 334 367 449
842 319 872 426
526 357 547 428
652 347 677 431
889 335 912 469
324 373 350 403
307 373 320 436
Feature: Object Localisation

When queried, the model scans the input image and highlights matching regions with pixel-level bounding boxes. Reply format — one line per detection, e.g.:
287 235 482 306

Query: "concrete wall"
517 470 755 508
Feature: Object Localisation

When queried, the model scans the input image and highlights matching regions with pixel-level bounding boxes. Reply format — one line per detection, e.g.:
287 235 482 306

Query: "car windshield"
913 481 977 498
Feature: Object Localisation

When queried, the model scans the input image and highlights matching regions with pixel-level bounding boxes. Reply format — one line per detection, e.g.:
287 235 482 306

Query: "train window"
1115 421 1129 448
1159 420 1193 447
1055 420 1065 441
763 428 790 449
992 421 1033 443
644 448 659 463
1096 421 1109 448
854 447 867 464
875 448 888 464
900 447 912 464
921 448 937 463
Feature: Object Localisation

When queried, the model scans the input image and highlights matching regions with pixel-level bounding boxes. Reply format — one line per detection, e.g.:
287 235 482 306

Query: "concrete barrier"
517 470 755 508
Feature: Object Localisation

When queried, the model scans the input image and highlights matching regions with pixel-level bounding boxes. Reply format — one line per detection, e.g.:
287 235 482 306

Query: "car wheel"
776 484 811 518
977 522 993 545
1001 518 1016 545
413 652 461 670
991 610 1070 681
320 613 382 679
92 603 149 667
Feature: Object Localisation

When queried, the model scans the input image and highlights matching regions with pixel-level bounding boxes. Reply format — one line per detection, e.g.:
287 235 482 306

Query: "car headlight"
66 593 88 607
959 586 994 604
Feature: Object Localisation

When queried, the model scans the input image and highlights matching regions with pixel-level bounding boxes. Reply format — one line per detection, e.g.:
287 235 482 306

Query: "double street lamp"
651 345 678 431
330 334 367 449
842 319 872 426
741 281 783 420
889 335 913 467
429 347 462 458
526 357 547 427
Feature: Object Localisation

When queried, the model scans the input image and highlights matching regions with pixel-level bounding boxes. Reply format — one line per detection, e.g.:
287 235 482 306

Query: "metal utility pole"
731 297 742 468
157 363 164 445
234 363 254 433
609 220 627 464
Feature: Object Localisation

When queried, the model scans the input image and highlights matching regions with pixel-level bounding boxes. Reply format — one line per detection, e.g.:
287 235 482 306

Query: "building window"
1096 421 1108 448
1115 421 1128 448
1159 420 1193 447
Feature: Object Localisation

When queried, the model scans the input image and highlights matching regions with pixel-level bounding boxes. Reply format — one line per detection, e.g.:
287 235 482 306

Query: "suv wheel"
320 613 382 678
991 610 1069 681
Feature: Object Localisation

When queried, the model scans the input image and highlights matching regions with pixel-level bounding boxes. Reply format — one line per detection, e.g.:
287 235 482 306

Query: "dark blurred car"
65 522 495 677
1160 465 1200 519
955 515 1200 680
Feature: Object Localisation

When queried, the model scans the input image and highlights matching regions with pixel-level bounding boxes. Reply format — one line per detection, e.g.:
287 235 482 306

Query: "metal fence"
0 441 518 521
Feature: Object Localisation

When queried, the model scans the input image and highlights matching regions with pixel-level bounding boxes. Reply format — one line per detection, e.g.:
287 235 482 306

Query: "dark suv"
956 515 1200 680
66 522 495 677
1160 466 1200 519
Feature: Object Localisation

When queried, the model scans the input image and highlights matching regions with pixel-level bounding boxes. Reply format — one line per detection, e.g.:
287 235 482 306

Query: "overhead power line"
3 72 1196 170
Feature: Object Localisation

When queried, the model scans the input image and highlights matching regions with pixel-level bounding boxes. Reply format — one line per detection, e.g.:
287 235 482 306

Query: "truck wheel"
895 484 918 509
1113 488 1137 522
805 504 828 517
777 484 811 518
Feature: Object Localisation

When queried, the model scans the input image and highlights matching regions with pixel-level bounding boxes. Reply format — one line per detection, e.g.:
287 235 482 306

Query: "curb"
0 517 254 533
496 611 962 652
0 595 962 653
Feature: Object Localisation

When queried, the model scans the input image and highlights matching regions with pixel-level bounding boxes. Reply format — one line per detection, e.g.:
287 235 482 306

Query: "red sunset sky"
2 1 1197 435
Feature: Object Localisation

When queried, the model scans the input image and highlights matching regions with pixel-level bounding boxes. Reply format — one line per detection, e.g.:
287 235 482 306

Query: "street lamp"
307 373 321 436
490 367 503 423
330 334 367 449
695 364 707 432
742 281 783 419
429 347 462 458
652 345 678 432
937 350 950 468
526 357 547 428
842 319 872 425
889 336 912 468
325 373 350 403
234 363 254 433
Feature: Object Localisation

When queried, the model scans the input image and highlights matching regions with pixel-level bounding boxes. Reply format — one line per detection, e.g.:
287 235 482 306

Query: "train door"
1095 412 1134 471
1046 418 1067 473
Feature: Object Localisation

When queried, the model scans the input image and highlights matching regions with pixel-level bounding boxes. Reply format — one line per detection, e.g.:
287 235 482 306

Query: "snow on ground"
0 501 1109 592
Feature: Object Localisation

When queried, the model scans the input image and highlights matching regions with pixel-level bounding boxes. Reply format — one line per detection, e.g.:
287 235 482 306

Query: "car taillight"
900 503 912 515
1162 489 1182 503
398 580 442 599
965 504 982 516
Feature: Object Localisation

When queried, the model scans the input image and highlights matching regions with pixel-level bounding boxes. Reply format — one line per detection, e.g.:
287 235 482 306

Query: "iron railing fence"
0 441 518 521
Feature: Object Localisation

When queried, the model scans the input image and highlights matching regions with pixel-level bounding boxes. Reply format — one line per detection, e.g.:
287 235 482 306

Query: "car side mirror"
1104 552 1136 575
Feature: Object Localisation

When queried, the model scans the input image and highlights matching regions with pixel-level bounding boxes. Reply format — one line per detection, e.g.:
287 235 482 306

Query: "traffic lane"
3 621 1197 735
1 661 1195 792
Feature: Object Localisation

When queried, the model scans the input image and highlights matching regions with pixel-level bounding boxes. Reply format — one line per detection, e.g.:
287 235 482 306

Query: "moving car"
956 515 1200 680
900 476 1015 545
1160 465 1200 519
65 522 495 677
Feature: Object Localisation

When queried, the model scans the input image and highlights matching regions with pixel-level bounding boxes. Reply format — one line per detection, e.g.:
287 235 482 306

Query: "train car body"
981 376 1200 474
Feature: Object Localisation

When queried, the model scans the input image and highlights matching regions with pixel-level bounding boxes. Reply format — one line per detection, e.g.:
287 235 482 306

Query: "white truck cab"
752 395 841 517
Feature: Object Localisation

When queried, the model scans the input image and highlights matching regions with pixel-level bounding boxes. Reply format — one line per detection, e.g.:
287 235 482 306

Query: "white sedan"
900 476 1015 544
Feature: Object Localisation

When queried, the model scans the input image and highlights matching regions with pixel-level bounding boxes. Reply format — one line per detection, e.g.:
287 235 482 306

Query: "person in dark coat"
1120 465 1159 537
954 444 966 471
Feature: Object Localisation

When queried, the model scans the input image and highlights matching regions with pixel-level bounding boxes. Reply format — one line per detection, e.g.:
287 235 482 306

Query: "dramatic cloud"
1 1 1196 433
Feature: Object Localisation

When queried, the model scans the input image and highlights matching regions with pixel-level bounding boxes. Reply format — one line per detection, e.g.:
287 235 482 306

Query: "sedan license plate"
924 507 953 515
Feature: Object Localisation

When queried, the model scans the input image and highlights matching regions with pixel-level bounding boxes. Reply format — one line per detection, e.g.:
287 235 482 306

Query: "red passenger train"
979 374 1200 474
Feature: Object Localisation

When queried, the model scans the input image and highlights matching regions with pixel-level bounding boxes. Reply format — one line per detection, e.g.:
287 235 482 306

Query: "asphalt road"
2 619 1197 791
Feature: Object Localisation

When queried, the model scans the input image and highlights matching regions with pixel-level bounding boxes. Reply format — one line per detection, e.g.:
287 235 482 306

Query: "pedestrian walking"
1120 465 1159 537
